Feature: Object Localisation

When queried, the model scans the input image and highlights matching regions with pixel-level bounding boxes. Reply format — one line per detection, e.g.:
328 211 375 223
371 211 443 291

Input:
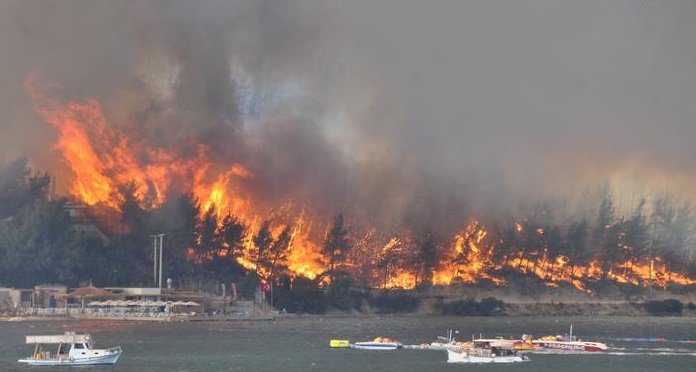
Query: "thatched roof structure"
59 284 117 299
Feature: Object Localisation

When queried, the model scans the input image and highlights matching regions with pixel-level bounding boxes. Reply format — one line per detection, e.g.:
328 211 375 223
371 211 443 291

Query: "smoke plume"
2 0 696 238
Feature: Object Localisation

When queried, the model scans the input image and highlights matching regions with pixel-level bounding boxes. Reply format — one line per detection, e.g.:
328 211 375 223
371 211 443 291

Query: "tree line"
363 189 696 289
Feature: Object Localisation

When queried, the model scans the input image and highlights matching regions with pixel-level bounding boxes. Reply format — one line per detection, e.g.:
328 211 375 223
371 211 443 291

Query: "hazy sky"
1 0 696 232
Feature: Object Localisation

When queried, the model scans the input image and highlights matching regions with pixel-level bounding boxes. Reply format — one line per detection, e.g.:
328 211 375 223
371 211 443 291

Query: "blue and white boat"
351 337 402 350
17 332 122 366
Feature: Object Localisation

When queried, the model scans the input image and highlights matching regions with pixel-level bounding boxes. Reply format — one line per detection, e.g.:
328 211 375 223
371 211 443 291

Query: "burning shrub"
643 299 684 316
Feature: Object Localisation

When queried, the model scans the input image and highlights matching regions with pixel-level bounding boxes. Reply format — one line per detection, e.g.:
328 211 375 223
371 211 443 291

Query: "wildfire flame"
26 80 696 292
195 164 254 219
32 95 194 209
433 221 506 286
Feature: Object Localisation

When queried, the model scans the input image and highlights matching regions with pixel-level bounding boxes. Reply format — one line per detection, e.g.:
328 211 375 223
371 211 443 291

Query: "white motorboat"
17 332 122 366
351 337 402 350
447 339 530 364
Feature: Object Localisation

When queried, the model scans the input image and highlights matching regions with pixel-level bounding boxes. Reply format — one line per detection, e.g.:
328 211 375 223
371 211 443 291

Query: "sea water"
1 316 694 371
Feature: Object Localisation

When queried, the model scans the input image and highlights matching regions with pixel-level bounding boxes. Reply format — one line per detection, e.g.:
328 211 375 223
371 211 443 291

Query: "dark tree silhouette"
411 232 439 288
321 214 350 284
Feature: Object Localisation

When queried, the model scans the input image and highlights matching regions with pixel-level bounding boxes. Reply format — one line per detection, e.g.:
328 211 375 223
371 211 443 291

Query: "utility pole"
158 233 165 289
151 233 165 288
151 235 158 286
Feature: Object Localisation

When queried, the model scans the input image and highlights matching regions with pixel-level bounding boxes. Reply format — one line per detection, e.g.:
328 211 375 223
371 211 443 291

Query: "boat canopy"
25 332 90 344
87 300 201 307
473 339 515 348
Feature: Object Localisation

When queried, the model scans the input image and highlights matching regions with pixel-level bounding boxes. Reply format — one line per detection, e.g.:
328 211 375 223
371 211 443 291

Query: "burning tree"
377 237 402 289
320 214 350 284
251 220 292 284
411 232 439 288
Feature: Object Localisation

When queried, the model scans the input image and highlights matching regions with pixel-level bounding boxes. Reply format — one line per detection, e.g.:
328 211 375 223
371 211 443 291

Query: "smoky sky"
2 0 696 235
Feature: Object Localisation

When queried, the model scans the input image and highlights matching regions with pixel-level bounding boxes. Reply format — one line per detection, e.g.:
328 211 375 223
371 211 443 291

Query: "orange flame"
28 81 204 210
195 164 253 218
286 222 325 280
433 221 506 286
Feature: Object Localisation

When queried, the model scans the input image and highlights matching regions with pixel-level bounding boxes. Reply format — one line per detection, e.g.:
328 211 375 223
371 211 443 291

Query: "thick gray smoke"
2 0 696 237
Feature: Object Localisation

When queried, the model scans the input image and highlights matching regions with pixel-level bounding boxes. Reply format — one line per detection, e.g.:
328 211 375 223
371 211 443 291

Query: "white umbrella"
183 301 201 307
139 301 164 307
87 301 103 306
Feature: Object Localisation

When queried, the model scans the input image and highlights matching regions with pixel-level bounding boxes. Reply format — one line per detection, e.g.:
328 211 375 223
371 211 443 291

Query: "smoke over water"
3 1 696 240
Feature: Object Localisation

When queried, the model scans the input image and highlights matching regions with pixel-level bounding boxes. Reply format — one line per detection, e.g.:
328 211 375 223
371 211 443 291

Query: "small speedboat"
351 337 402 350
17 332 122 366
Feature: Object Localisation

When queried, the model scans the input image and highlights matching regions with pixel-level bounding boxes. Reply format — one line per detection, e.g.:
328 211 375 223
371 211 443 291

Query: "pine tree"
321 214 350 284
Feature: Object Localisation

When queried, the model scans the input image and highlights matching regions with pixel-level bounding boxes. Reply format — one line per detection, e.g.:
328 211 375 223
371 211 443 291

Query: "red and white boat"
531 338 608 352
514 325 609 353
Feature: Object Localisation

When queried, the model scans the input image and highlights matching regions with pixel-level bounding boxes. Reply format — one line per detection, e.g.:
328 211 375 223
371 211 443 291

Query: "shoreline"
2 301 695 321
0 313 287 322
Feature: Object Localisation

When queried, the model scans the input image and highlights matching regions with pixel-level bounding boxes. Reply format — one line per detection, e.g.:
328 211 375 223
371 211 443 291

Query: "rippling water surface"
1 316 695 371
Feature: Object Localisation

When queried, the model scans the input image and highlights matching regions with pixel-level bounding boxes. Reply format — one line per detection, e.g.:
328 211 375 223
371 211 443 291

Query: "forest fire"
432 221 506 287
24 83 696 293
27 80 333 283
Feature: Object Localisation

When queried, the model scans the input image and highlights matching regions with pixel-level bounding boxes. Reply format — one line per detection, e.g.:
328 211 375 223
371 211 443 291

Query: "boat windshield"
492 347 515 356
57 343 68 355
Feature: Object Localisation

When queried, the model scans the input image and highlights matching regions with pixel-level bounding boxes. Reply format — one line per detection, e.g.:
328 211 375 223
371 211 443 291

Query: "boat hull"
533 341 608 352
351 342 401 350
18 351 122 366
447 349 529 364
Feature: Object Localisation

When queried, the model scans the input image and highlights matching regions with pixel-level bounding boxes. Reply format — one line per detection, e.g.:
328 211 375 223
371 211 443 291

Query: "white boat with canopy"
447 339 530 364
17 332 122 366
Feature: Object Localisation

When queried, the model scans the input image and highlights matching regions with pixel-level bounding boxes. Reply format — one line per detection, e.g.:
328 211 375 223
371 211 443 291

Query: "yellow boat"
329 339 351 348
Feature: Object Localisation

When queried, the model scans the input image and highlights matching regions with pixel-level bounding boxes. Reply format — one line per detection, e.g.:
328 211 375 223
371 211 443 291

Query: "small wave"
603 351 696 356
530 347 696 356
633 347 696 353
